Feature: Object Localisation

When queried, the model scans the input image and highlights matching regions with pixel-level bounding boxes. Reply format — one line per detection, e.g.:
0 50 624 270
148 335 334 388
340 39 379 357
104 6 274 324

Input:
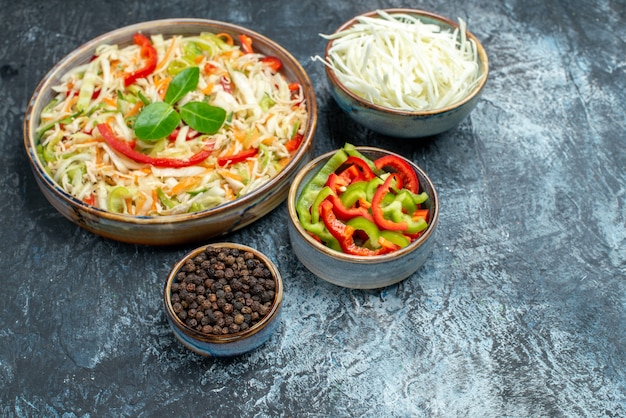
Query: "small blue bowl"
324 9 489 138
287 147 439 289
163 243 283 357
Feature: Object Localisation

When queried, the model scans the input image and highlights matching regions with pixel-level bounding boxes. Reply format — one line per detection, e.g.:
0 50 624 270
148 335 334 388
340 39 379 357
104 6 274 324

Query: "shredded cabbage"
314 10 483 111
37 32 308 216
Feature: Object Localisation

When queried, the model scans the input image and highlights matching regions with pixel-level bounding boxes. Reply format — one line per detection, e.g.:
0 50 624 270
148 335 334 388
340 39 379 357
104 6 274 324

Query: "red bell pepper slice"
288 82 303 103
343 156 376 181
325 155 377 198
325 172 351 194
239 34 254 54
97 123 213 168
338 164 361 183
328 157 376 189
203 62 217 75
285 133 303 153
412 208 429 222
168 128 199 142
326 194 374 223
83 194 96 206
374 155 419 193
261 56 282 71
320 200 385 256
124 33 158 87
217 148 258 166
325 164 365 194
371 174 408 231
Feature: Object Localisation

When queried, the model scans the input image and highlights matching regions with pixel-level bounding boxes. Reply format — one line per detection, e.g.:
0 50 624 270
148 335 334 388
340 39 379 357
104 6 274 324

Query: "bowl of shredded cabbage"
315 9 488 138
24 19 317 245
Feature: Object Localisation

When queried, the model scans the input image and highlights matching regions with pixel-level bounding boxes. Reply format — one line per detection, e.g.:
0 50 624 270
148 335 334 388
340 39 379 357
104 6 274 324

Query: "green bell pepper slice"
108 186 132 213
340 180 369 208
295 148 348 224
379 230 411 248
343 143 382 175
346 216 381 249
156 188 177 210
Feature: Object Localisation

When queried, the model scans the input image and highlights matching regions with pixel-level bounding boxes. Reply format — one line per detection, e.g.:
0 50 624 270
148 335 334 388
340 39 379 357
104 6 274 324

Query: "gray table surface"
1 0 625 416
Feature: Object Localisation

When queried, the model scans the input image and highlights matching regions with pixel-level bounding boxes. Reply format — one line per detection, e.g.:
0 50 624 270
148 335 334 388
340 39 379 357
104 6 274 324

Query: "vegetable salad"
37 31 308 216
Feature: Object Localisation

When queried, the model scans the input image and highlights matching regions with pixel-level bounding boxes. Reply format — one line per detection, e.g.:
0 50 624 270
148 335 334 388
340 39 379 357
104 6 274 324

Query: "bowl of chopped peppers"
287 144 439 289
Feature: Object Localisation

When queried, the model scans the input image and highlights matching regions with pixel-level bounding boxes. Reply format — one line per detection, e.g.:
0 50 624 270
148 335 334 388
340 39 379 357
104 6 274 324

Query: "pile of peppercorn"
170 245 276 335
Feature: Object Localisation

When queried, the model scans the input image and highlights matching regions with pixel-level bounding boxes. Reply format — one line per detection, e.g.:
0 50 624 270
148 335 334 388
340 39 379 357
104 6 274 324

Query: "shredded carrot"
277 157 291 169
151 189 158 212
95 146 103 165
219 50 238 61
155 76 172 99
125 196 134 215
215 33 234 45
243 128 260 149
232 127 246 144
77 138 104 147
155 36 178 72
124 101 144 118
224 184 235 201
170 176 202 195
201 82 214 95
199 160 216 169
112 69 125 83
261 135 277 146
63 95 79 113
135 192 147 215
103 97 118 108
218 169 243 182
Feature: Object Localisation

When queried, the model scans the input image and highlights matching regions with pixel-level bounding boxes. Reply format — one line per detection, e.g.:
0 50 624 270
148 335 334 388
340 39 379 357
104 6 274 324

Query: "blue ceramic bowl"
324 9 488 138
287 147 439 289
163 243 283 357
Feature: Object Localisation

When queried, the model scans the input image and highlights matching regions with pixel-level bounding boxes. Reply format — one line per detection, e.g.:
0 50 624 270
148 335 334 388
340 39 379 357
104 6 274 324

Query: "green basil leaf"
134 102 180 141
164 66 200 105
179 102 227 134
